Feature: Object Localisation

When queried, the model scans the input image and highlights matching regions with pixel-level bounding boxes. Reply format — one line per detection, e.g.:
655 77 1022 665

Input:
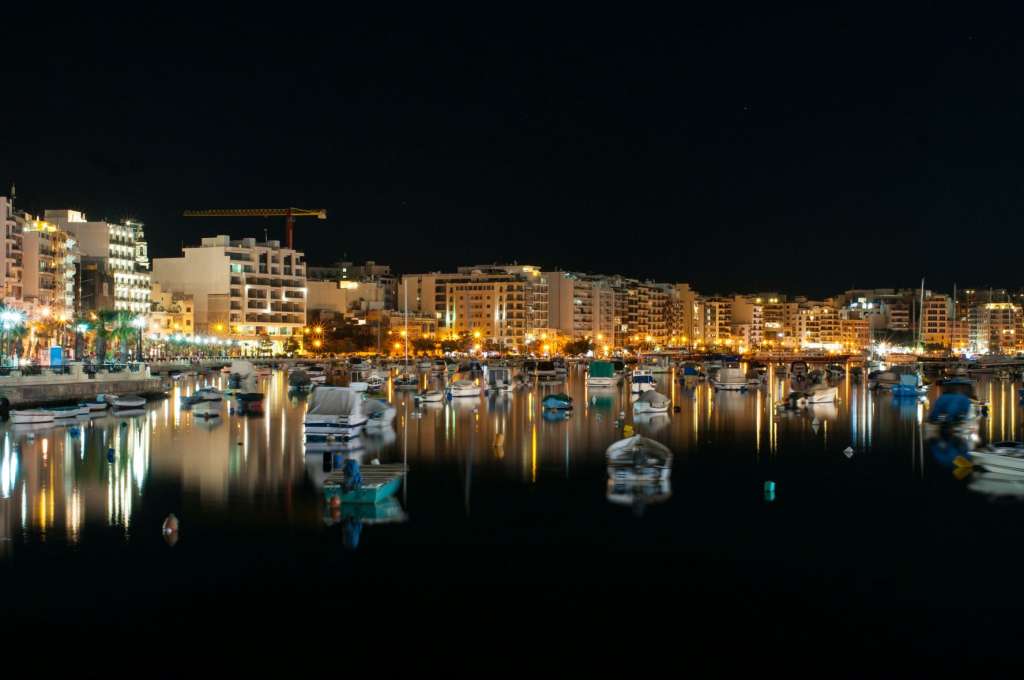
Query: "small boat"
180 393 205 408
587 360 617 387
633 390 670 414
414 390 444 403
363 399 397 431
890 372 927 397
710 362 747 391
393 373 418 389
970 442 1024 476
541 393 573 410
10 409 55 424
107 394 146 409
322 461 405 504
640 355 672 374
304 386 368 441
606 435 672 481
485 366 513 392
366 373 387 392
630 369 657 393
84 399 110 412
609 359 627 376
447 379 479 398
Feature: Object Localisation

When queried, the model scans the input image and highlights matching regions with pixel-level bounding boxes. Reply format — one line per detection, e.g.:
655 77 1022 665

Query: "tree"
564 338 594 356
257 333 273 357
284 336 300 355
411 338 437 353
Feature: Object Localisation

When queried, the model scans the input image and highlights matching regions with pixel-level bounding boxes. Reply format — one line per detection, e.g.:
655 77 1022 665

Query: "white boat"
349 381 369 393
394 373 418 389
47 404 90 419
640 355 672 374
630 369 657 394
304 386 368 441
970 442 1024 476
633 390 670 414
710 362 747 391
414 390 444 403
106 394 146 408
606 477 672 508
366 373 387 392
606 435 673 481
10 409 55 424
84 398 110 412
587 360 617 387
485 366 513 392
363 398 397 432
194 388 223 401
447 379 479 398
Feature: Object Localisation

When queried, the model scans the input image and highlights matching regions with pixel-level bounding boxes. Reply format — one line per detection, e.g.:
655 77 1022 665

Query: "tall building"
401 265 549 349
544 272 616 344
921 293 953 348
308 260 397 309
21 218 78 318
44 210 150 315
973 302 1023 355
1 195 24 302
152 235 306 350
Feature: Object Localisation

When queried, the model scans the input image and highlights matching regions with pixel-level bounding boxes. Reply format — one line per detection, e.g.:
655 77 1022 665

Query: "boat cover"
637 391 670 408
308 387 363 417
589 361 614 378
363 399 392 418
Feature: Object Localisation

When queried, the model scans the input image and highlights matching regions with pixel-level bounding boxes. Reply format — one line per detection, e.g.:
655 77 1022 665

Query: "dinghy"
541 393 573 410
107 394 146 409
10 409 55 424
606 435 673 481
633 390 670 414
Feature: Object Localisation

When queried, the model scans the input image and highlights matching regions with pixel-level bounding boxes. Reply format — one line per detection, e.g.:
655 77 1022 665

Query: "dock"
0 363 171 407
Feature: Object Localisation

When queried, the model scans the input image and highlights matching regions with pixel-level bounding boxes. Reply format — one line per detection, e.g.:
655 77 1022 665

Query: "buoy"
764 480 776 502
107 448 115 462
623 424 634 436
843 446 854 458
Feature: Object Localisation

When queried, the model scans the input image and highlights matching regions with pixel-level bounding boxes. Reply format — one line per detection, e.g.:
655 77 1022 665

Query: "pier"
0 363 171 407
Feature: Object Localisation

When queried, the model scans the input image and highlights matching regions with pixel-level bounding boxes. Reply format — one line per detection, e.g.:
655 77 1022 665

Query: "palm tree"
94 310 119 363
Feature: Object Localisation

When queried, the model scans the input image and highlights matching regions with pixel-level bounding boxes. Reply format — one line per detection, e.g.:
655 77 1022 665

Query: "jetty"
0 363 171 408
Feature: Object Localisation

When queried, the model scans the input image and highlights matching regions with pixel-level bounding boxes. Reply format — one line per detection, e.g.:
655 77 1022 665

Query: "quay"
0 363 172 408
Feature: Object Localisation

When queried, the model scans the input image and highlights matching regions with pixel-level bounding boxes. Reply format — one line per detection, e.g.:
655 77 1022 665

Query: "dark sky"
3 5 1023 297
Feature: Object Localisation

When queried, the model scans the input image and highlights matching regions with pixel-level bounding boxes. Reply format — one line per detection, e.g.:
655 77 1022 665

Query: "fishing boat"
366 373 387 392
107 394 146 409
630 369 657 394
606 435 673 481
586 360 617 387
970 442 1024 476
363 398 397 432
322 462 405 504
414 390 444 403
710 362 747 391
10 409 55 424
633 390 670 414
447 379 479 398
541 393 573 410
890 372 927 397
304 386 368 441
485 366 513 392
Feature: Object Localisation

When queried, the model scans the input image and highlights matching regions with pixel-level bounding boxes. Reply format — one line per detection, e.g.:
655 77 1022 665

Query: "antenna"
9 182 14 202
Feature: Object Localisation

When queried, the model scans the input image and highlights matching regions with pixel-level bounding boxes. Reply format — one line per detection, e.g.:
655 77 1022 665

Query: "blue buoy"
107 448 115 462
764 480 776 502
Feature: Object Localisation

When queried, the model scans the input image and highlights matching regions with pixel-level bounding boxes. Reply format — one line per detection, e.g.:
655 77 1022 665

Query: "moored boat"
587 360 617 387
10 409 55 424
633 390 670 414
447 379 479 398
304 386 368 441
970 442 1024 476
606 435 672 481
710 362 747 391
107 394 146 409
630 369 657 393
541 393 573 410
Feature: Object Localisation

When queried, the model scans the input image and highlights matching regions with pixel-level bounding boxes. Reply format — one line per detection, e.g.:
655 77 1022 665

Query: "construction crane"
182 208 327 250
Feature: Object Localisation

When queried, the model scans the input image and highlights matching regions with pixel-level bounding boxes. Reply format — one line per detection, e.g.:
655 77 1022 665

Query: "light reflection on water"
0 366 1022 556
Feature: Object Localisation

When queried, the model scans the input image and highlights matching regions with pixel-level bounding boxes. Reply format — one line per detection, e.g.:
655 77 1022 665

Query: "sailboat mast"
918 278 925 351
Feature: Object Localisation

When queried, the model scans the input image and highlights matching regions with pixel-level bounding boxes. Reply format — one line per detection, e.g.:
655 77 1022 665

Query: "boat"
606 435 672 481
288 369 313 389
107 394 146 409
609 359 627 376
180 393 205 408
233 391 265 415
970 442 1024 476
414 390 444 403
322 461 405 504
431 358 448 374
417 358 433 371
586 360 617 387
485 366 513 392
790 361 810 381
606 477 672 509
630 369 657 393
533 360 559 381
803 384 838 404
640 354 672 374
551 357 568 375
633 390 670 414
890 372 927 397
10 409 55 424
83 398 110 412
541 393 573 410
304 386 368 441
447 379 479 398
710 362 747 391
363 399 397 432
393 373 418 389
366 373 387 392
255 365 273 376
220 365 232 374
679 361 704 381
349 381 369 393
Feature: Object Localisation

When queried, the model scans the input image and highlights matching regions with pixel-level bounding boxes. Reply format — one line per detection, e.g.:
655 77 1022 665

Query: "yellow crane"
182 208 327 250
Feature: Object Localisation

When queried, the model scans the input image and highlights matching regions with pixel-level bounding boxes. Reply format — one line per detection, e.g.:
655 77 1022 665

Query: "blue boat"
891 373 926 397
323 463 405 504
541 393 573 410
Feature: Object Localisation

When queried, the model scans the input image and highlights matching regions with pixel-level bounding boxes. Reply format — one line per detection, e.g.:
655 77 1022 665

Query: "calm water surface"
3 365 1024 665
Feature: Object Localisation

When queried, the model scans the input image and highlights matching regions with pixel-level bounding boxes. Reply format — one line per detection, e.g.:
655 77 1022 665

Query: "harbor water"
3 365 1024 667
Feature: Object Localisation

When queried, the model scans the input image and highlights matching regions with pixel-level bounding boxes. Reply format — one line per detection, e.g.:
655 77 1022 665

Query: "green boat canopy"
589 361 614 378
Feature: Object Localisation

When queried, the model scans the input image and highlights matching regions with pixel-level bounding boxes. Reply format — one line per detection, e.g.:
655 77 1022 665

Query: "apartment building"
149 282 194 337
152 235 306 349
1 196 24 302
21 218 77 317
544 272 616 344
921 294 953 348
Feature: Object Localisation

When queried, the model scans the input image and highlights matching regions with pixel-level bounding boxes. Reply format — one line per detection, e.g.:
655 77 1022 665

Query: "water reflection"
0 367 1022 557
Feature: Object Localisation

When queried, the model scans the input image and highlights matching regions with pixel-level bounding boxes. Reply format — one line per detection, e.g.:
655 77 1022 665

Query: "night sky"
3 6 1023 297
